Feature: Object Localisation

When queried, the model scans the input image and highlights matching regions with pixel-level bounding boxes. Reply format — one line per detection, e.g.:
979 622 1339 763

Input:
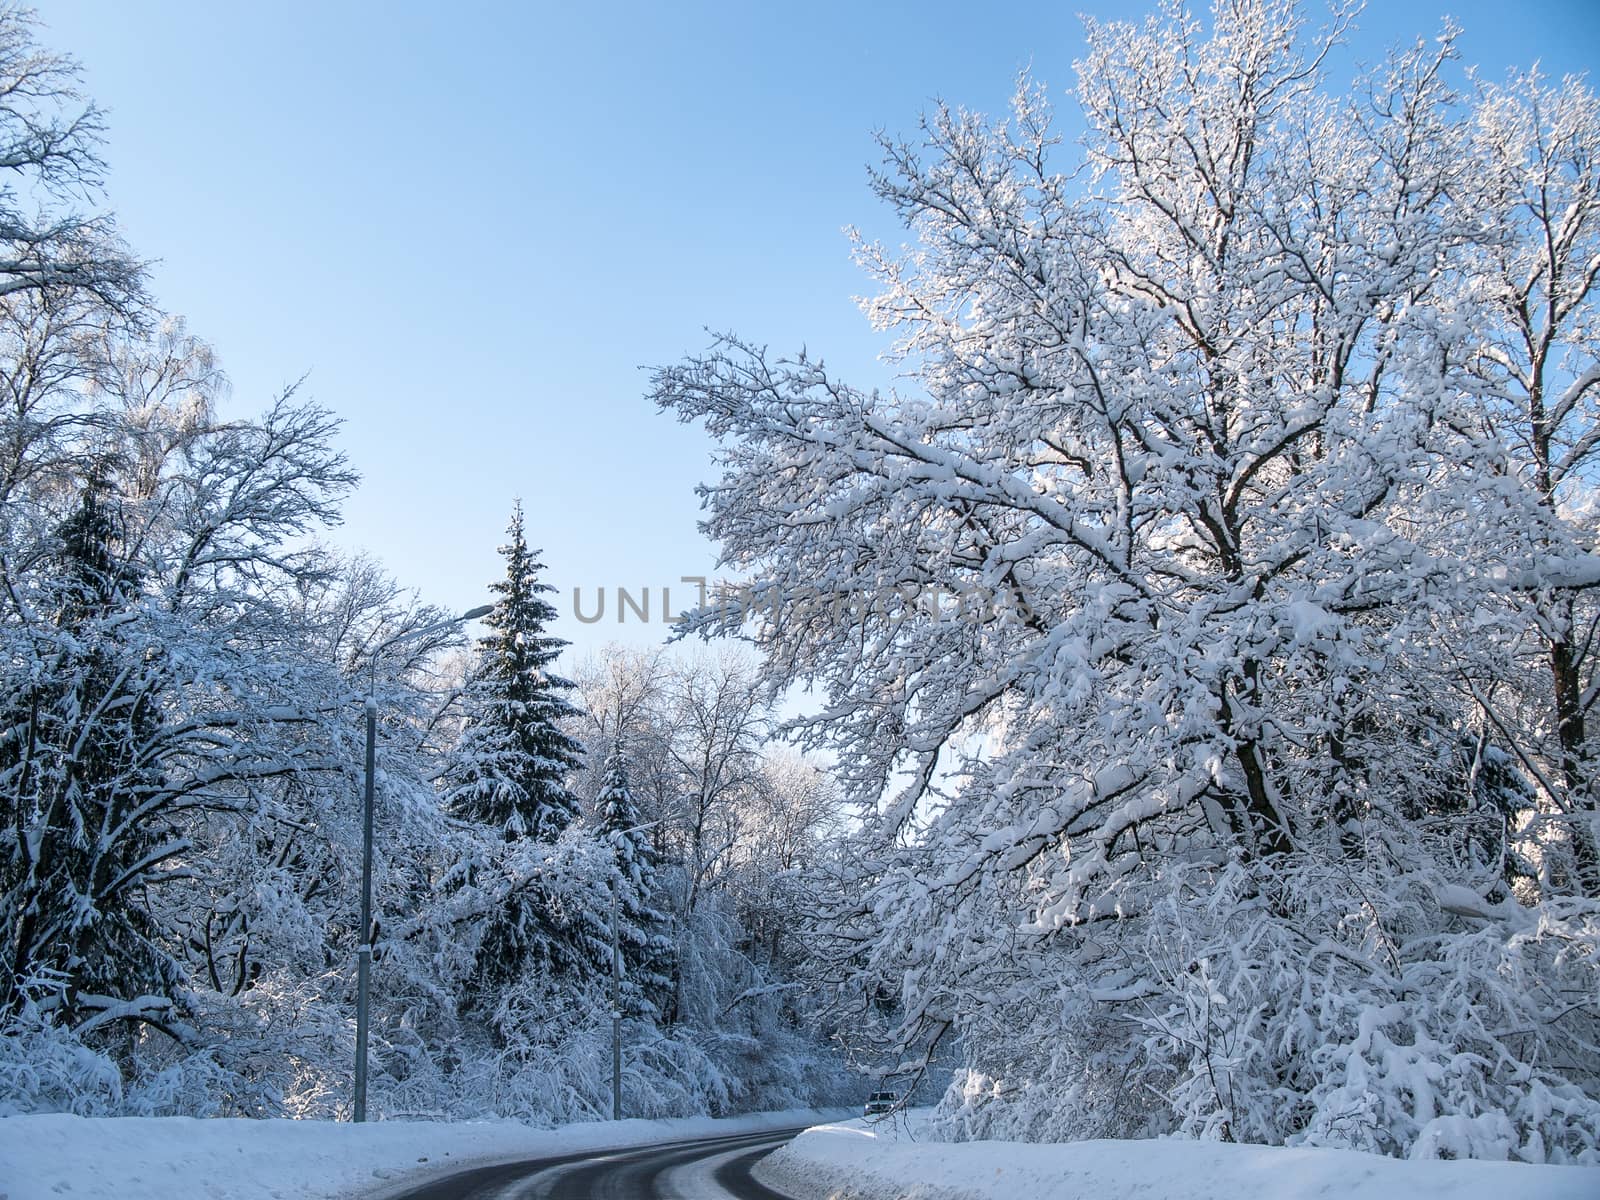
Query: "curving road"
385 1126 803 1199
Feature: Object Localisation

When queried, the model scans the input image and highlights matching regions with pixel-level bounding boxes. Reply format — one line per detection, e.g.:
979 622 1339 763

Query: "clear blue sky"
34 1 1600 657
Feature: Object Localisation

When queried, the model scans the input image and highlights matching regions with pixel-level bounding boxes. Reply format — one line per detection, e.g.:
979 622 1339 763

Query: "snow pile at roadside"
754 1113 1597 1200
0 1107 845 1200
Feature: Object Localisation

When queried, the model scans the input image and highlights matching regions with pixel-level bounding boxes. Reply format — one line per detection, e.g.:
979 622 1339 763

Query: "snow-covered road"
0 1109 839 1200
377 1126 800 1199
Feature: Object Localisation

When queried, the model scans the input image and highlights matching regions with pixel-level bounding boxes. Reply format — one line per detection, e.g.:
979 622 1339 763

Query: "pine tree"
0 483 183 1032
444 503 595 1009
443 502 583 841
598 746 647 885
597 745 673 1014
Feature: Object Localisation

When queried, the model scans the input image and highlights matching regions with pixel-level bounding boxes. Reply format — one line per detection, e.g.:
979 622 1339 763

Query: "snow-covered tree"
729 751 841 968
0 382 364 1052
0 482 181 1033
0 100 371 1097
443 502 583 841
570 646 669 816
664 653 768 918
598 747 648 890
651 0 1600 1162
0 9 143 311
566 644 855 1098
597 746 672 1013
1459 70 1600 897
440 504 597 1016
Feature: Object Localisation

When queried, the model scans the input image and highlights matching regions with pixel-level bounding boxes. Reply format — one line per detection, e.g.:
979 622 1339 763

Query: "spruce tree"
445 503 593 1007
443 502 583 841
597 745 673 1015
1 484 182 1030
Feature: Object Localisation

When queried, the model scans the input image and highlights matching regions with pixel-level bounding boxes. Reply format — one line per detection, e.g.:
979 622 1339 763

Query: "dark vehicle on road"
863 1090 898 1116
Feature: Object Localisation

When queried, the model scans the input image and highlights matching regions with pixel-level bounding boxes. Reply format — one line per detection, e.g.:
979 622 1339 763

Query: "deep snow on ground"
0 1107 846 1200
7 1107 1596 1200
753 1112 1599 1200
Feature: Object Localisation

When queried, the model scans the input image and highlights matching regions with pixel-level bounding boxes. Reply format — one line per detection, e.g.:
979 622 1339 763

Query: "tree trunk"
1549 617 1600 895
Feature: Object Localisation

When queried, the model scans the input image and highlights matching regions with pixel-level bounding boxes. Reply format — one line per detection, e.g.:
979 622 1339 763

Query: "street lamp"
610 885 622 1121
353 603 492 1123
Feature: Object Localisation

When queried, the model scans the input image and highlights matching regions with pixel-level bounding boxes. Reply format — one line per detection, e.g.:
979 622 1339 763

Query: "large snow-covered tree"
0 368 365 1082
441 503 596 1015
0 12 374 1088
443 502 583 841
0 483 180 1032
652 0 1600 1163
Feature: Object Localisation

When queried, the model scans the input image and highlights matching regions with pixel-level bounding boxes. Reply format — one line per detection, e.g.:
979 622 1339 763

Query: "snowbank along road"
376 1125 804 1199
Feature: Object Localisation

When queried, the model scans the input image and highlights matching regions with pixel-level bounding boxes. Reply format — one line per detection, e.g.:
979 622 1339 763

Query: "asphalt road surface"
384 1126 805 1199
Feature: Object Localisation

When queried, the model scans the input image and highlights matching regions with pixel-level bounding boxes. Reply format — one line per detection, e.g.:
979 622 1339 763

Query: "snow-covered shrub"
0 1008 127 1117
925 854 1600 1163
0 1002 248 1118
932 1037 1171 1145
1286 889 1600 1163
428 972 749 1124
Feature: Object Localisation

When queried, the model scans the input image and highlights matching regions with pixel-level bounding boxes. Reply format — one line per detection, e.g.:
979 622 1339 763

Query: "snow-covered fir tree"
0 483 181 1032
443 504 600 1009
443 502 583 841
597 745 673 1014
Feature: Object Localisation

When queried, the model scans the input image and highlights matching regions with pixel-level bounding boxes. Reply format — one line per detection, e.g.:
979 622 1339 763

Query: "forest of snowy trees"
4 0 1600 1172
0 8 850 1123
652 0 1600 1167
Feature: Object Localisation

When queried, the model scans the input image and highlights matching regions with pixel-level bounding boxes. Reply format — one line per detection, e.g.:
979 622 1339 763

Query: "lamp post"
353 603 492 1123
611 885 622 1121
